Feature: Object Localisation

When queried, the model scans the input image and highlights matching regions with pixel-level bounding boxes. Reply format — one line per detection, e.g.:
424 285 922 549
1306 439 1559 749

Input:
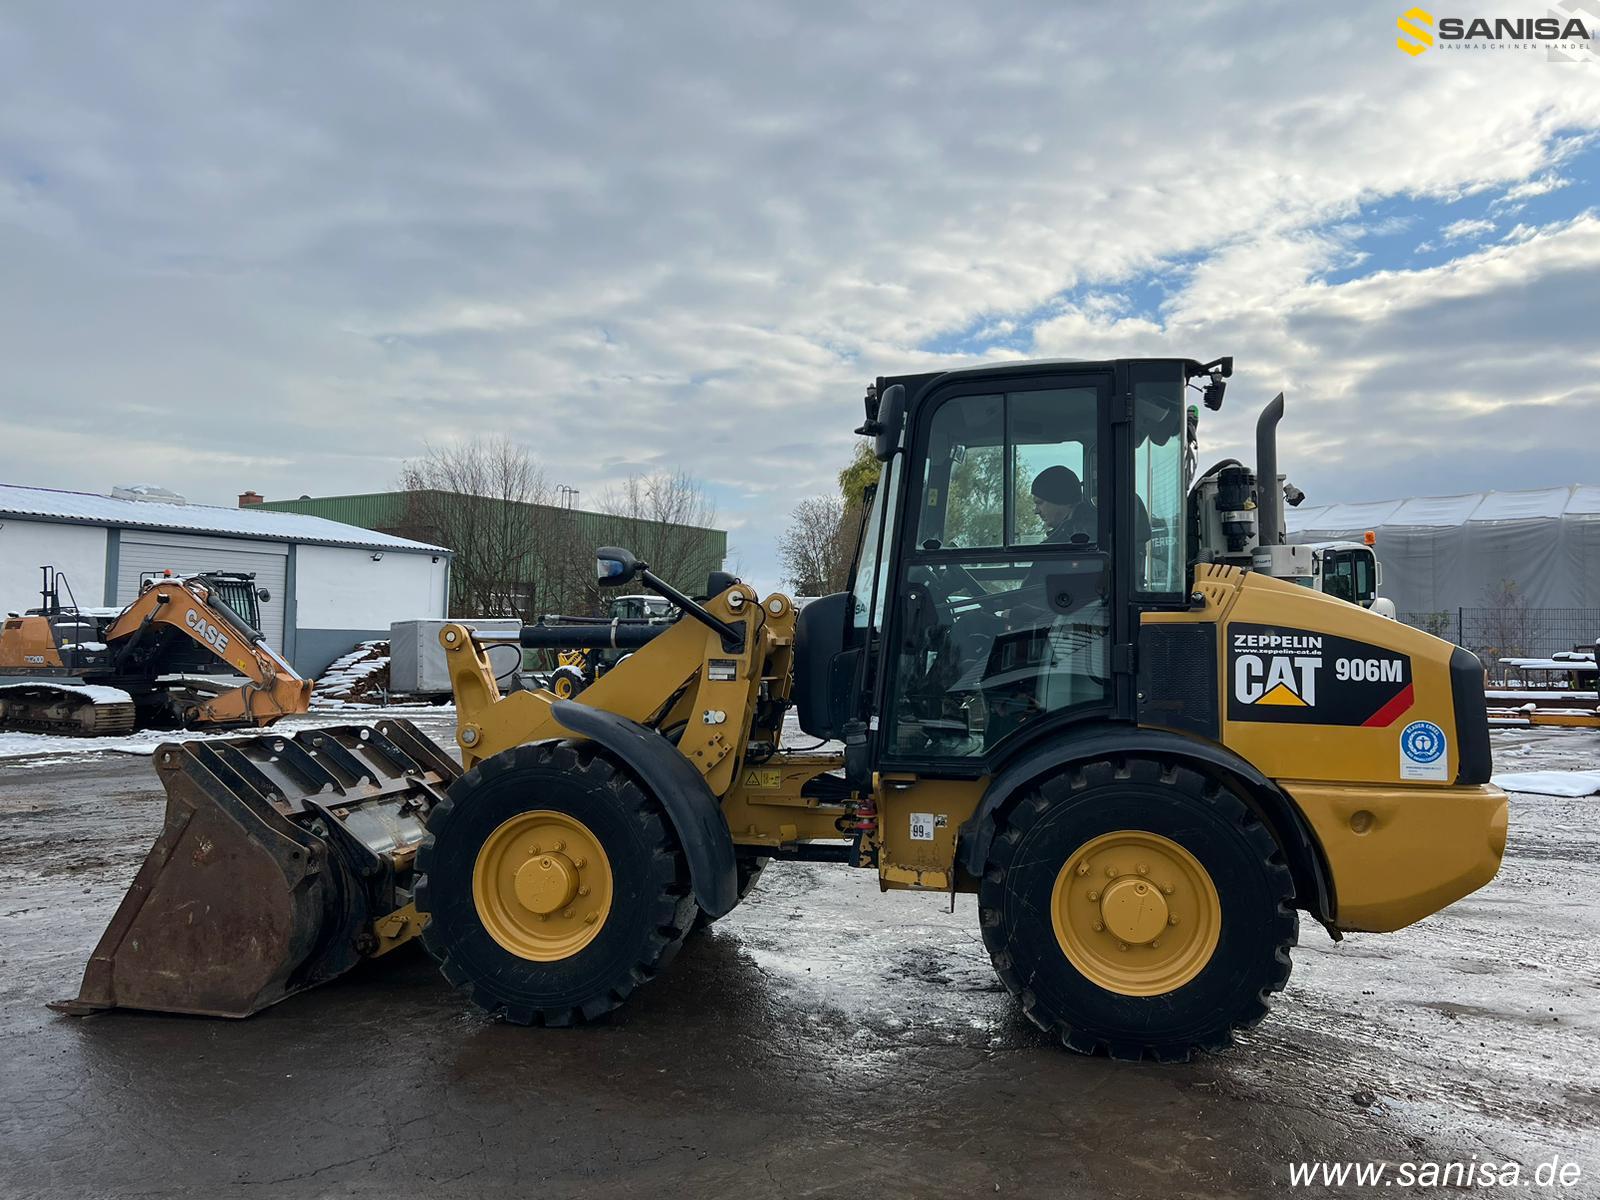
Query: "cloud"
1492 171 1569 210
1 3 1598 590
1439 218 1497 243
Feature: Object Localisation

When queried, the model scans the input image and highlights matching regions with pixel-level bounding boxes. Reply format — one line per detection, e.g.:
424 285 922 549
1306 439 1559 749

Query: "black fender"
551 699 738 917
957 724 1335 925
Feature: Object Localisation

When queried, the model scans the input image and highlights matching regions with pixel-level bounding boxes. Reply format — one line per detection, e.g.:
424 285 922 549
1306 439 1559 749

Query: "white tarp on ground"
1491 770 1600 798
1287 484 1600 614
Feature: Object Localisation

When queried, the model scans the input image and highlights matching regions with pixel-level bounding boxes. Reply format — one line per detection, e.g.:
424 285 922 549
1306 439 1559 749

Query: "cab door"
878 372 1114 767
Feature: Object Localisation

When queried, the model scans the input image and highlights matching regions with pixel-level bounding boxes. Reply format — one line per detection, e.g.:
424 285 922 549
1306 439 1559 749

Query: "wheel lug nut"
584 913 598 925
1168 915 1179 926
1093 921 1104 932
1150 939 1161 949
1087 890 1100 901
554 840 566 852
537 914 550 922
573 857 586 868
1105 867 1116 878
562 908 574 919
1137 863 1148 876
1162 885 1174 895
578 886 590 897
529 844 541 854
1076 863 1089 876
1118 942 1130 952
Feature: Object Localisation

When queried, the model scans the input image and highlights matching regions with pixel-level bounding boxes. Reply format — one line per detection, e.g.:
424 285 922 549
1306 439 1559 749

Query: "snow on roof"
1288 484 1600 535
0 483 450 554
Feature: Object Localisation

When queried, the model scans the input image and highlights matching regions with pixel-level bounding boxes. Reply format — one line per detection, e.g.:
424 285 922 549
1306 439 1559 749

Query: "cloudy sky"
2 3 1598 590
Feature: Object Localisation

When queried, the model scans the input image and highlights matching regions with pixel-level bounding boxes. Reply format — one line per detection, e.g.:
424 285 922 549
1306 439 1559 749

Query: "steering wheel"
925 560 987 606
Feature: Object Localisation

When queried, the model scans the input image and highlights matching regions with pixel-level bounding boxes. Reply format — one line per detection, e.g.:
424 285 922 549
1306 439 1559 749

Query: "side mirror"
256 588 271 603
874 384 905 462
595 546 642 588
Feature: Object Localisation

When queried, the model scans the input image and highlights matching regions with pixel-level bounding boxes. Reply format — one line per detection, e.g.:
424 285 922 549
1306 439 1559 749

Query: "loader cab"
795 358 1201 775
1309 542 1380 609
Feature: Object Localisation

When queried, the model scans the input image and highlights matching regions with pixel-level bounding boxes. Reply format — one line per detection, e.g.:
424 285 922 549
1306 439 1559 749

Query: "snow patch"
0 727 228 760
0 682 132 704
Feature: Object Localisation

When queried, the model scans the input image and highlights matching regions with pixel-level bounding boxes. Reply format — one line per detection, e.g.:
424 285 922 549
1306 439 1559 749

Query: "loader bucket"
51 719 460 1018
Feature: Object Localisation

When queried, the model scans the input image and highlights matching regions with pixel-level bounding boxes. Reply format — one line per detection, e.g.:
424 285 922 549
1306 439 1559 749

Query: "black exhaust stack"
1255 393 1285 548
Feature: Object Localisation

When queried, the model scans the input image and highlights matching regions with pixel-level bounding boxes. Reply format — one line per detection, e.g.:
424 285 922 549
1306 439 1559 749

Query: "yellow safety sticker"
741 767 782 789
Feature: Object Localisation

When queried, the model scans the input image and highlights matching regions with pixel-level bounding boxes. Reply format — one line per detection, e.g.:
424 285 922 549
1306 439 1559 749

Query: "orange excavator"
0 566 311 736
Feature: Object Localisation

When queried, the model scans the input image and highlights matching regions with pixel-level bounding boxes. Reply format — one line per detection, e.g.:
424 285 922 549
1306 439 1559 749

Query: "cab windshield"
1322 547 1376 607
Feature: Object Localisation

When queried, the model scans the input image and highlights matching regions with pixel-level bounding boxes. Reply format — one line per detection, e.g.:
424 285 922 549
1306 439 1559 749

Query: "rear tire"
416 742 697 1026
978 757 1296 1061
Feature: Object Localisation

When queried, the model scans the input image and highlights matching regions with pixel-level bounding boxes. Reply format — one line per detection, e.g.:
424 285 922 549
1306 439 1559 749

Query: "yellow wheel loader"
537 594 678 699
54 357 1507 1060
1 566 311 736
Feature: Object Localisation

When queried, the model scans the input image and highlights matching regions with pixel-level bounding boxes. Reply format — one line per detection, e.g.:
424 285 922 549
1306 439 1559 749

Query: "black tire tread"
978 755 1297 1063
416 741 697 1026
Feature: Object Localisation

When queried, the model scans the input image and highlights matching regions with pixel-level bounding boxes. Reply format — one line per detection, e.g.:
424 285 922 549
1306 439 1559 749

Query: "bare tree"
594 470 722 594
778 495 853 595
1473 578 1543 678
397 436 562 619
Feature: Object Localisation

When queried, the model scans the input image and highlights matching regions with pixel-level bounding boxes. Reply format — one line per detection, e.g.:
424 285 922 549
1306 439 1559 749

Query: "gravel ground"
0 716 1596 1198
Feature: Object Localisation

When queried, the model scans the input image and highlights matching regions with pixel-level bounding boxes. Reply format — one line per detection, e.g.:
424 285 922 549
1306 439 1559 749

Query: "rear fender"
551 700 739 917
957 725 1335 926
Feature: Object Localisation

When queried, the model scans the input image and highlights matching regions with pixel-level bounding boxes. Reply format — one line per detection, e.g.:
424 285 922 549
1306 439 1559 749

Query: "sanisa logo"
1397 6 1594 55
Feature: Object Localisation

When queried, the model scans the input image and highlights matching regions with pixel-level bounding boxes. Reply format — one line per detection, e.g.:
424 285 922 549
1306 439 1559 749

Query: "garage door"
117 532 289 650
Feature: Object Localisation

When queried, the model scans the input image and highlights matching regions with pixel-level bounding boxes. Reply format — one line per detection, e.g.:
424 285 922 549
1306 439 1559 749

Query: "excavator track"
0 684 138 738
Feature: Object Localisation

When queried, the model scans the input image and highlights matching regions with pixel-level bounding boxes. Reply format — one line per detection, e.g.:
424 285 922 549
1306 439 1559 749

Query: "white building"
0 483 451 676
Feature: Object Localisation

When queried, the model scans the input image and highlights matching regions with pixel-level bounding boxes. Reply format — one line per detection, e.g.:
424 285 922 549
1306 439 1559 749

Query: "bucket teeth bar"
51 719 461 1019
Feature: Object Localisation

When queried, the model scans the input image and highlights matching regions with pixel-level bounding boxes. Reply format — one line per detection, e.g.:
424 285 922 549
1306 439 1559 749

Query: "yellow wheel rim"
1051 829 1221 997
473 810 613 961
552 674 577 699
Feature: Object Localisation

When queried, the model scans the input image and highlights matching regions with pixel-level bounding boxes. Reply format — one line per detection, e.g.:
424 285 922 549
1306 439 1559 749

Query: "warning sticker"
741 767 782 790
1399 720 1449 781
909 813 935 841
1227 623 1414 727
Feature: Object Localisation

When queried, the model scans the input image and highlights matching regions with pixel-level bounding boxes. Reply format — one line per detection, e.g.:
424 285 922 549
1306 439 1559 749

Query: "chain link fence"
1398 608 1600 678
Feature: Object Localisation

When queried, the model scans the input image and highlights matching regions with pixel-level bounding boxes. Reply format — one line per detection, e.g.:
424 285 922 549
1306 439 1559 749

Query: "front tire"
415 742 697 1026
978 757 1296 1061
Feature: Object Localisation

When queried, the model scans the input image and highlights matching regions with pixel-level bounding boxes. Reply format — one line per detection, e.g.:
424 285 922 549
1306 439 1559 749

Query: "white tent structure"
1285 485 1600 620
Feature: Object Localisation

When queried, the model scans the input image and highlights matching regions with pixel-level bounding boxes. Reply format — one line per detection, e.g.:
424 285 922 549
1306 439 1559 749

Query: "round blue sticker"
1400 720 1445 764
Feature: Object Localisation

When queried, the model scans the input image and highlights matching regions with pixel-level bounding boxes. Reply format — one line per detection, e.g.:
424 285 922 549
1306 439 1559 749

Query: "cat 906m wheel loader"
54 356 1508 1061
